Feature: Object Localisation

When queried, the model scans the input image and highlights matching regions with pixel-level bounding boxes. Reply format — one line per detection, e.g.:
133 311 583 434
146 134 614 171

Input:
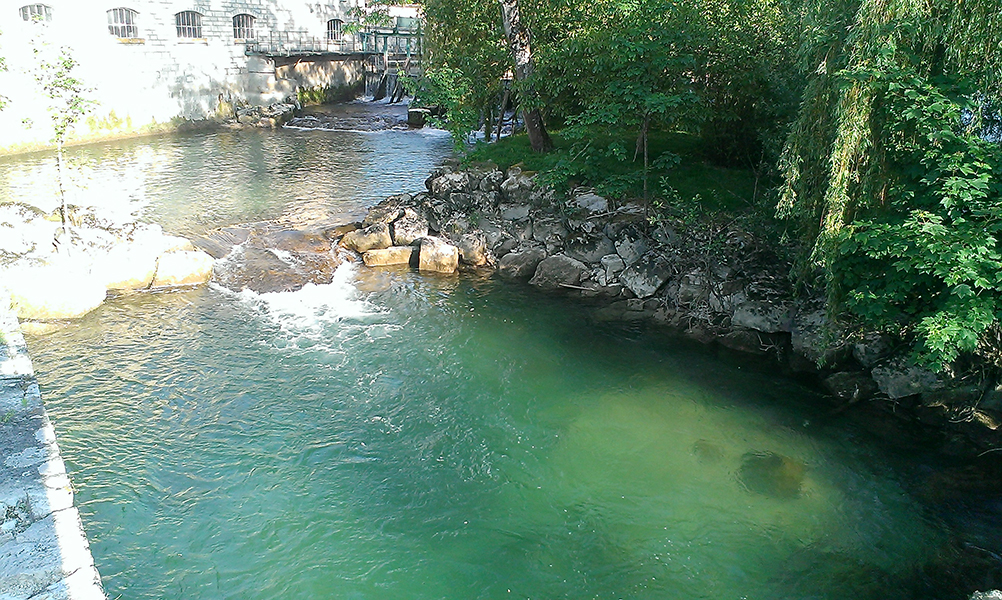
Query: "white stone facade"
0 0 366 152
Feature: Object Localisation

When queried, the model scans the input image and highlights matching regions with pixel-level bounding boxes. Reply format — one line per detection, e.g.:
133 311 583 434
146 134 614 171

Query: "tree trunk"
499 0 552 152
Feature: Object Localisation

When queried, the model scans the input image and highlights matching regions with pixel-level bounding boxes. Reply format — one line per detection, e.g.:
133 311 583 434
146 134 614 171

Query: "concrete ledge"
0 292 106 600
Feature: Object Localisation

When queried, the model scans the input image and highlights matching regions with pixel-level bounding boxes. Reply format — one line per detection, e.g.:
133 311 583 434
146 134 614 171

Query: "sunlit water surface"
5 126 970 599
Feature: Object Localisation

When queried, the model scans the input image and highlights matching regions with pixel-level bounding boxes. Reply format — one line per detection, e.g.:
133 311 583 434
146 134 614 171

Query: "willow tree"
779 0 1002 369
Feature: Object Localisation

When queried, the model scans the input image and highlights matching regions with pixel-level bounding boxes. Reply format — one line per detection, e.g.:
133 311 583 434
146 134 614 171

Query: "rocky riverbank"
287 161 1000 465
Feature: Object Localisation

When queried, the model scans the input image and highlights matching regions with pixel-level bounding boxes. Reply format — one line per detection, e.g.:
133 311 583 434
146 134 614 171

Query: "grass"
463 128 770 216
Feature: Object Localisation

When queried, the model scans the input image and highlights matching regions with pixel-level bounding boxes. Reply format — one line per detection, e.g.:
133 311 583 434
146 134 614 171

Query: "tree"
28 31 94 240
777 0 1002 369
499 0 552 152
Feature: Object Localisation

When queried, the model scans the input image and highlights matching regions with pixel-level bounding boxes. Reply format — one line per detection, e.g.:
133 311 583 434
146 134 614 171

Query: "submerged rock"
691 439 724 464
737 451 806 499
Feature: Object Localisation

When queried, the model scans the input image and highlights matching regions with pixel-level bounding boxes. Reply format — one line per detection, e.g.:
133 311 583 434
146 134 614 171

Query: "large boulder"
615 232 649 266
565 236 617 265
151 250 214 288
391 208 429 246
731 300 793 334
619 257 672 299
572 190 609 214
428 172 471 198
871 356 945 400
417 237 459 273
457 232 492 267
6 264 107 320
498 248 546 280
341 223 392 253
93 242 159 291
529 254 587 290
363 246 415 267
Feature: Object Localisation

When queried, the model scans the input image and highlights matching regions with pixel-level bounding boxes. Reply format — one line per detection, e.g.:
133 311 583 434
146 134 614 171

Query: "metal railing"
245 28 422 58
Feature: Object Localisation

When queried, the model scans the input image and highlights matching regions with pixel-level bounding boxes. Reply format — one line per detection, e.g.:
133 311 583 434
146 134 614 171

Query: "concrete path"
0 294 105 600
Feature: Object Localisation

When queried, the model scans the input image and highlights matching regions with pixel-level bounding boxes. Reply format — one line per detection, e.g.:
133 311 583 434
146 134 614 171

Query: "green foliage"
30 43 93 147
829 71 1002 370
405 66 481 149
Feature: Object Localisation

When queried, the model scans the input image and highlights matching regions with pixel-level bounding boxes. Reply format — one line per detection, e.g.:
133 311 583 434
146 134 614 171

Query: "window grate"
175 11 202 38
19 4 52 21
108 8 139 38
233 14 255 40
327 19 343 42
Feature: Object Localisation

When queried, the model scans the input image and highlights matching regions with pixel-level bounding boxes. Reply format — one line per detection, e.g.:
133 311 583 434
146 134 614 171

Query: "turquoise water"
6 125 976 599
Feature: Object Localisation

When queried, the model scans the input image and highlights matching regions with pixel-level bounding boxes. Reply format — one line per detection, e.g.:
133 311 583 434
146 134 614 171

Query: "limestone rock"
615 232 649 266
565 236 617 265
6 265 107 320
362 205 403 228
719 330 768 355
478 169 505 192
417 237 459 273
731 301 793 334
428 172 470 198
853 333 895 368
573 190 608 214
457 232 491 267
93 242 158 291
600 254 626 280
971 591 1002 600
871 356 945 400
529 254 587 290
790 307 843 365
341 223 392 253
823 371 880 403
151 250 214 288
500 172 535 205
363 246 415 267
391 209 429 246
500 204 531 222
619 257 672 299
498 249 546 280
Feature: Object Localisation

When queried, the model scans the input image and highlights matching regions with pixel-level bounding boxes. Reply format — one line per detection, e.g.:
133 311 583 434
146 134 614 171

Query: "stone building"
0 0 419 152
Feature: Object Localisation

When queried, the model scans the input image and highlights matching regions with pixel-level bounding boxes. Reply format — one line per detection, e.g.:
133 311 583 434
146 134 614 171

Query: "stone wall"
0 0 365 153
0 291 107 599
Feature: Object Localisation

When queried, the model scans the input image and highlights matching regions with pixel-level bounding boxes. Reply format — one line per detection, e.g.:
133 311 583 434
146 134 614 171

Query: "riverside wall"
0 291 106 599
0 0 367 154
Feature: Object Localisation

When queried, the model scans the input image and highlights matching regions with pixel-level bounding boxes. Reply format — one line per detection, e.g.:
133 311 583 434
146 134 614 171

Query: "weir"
0 294 106 599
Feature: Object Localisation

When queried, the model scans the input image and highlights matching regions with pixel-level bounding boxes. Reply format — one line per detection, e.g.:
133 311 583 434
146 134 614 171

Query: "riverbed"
2 119 998 599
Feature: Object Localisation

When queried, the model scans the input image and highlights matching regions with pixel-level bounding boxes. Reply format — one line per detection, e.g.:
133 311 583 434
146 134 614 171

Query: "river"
1 120 996 599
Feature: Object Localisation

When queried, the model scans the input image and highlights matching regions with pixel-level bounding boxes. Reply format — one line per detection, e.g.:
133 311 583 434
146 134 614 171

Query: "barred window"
326 18 343 42
108 8 139 38
175 11 202 38
19 4 52 21
233 14 255 40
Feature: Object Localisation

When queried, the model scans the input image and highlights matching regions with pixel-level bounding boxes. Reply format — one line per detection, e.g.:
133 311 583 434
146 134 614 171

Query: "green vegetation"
419 0 1002 373
26 24 94 238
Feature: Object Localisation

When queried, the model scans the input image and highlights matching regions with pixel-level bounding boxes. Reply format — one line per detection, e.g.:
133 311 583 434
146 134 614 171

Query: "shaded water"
4 125 988 599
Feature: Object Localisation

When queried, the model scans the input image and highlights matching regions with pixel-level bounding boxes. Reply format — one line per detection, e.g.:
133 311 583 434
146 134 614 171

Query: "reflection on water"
25 267 957 600
0 127 453 235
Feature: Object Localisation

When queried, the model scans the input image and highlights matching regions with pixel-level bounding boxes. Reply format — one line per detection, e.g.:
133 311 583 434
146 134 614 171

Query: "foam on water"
226 263 376 334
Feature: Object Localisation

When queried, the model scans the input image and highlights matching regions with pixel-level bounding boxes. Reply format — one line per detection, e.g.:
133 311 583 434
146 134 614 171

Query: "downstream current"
2 122 992 599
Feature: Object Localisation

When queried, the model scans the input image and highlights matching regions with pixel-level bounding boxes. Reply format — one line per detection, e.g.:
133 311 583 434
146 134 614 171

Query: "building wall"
0 0 365 153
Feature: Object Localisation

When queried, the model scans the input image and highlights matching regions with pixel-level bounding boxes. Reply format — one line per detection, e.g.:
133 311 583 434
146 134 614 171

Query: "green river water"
2 123 994 599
